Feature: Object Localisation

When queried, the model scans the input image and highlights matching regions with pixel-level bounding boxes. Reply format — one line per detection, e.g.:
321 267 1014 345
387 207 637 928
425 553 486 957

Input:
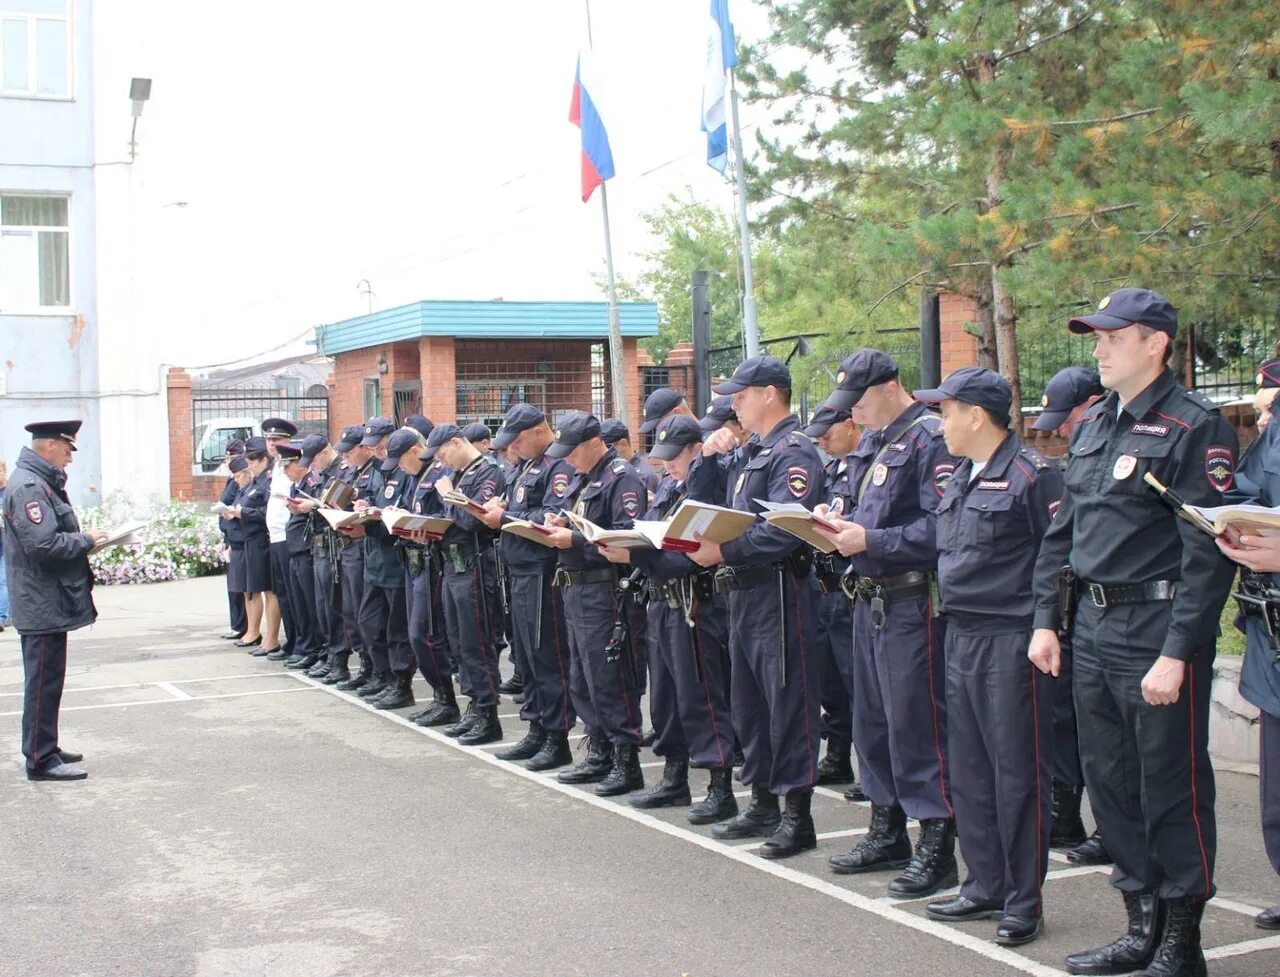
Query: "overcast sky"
124 0 774 371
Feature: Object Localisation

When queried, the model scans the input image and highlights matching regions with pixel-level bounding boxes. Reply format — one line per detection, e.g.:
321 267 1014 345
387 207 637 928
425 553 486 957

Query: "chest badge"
830 497 844 515
384 485 396 500
1113 454 1137 480
516 486 526 504
734 472 747 496
871 463 888 487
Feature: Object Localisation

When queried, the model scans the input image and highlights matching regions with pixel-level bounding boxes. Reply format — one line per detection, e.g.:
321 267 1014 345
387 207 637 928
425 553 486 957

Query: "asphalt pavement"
2 575 1278 977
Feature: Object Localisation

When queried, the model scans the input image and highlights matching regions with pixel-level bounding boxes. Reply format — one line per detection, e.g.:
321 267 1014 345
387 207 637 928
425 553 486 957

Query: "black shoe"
458 705 503 746
265 648 290 662
249 646 271 658
630 757 691 809
558 738 613 783
1138 897 1206 977
373 672 416 710
829 803 912 874
305 655 332 678
321 654 352 686
595 743 644 797
335 655 372 691
56 748 84 764
525 730 573 771
843 781 868 802
996 915 1043 947
235 636 262 649
926 895 1003 921
496 722 546 761
887 819 958 897
27 761 88 781
444 701 480 738
816 738 855 785
221 630 245 640
641 727 657 747
286 654 319 670
1067 829 1113 866
1257 905 1280 930
757 789 817 859
512 693 525 705
688 766 738 825
356 673 390 699
712 785 781 840
1065 891 1165 975
1050 780 1087 848
415 693 462 727
497 676 523 695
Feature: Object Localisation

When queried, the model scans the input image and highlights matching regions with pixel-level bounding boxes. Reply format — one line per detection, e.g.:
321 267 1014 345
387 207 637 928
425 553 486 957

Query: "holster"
1235 570 1280 656
1056 565 1078 638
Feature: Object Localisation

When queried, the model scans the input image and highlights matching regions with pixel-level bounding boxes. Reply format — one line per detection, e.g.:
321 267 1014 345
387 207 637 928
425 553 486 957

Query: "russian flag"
701 0 737 173
569 55 616 203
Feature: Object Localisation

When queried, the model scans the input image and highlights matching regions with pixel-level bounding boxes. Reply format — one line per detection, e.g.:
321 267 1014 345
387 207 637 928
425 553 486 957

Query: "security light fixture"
129 78 153 161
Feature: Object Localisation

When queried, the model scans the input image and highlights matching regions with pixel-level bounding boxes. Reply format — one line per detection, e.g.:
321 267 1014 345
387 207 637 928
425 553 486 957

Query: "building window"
362 378 380 420
0 193 70 310
0 1 70 98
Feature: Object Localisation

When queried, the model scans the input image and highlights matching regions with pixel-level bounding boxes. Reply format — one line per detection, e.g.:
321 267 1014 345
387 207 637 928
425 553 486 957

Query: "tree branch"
1048 108 1159 127
995 15 1096 65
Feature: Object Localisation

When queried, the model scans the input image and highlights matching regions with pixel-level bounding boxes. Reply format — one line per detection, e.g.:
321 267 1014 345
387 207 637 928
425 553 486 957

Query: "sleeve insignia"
786 466 810 498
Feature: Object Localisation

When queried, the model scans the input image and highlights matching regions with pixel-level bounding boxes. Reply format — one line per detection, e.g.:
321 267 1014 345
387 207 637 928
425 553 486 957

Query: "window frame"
0 190 73 314
0 1 73 101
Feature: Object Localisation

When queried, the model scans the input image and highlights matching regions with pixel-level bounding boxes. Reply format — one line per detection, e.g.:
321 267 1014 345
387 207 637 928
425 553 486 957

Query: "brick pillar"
166 367 194 501
623 338 642 436
939 291 980 375
419 336 457 422
325 371 338 440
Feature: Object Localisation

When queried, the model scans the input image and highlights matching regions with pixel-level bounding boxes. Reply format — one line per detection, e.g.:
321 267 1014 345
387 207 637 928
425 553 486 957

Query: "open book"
499 516 562 548
1144 472 1280 542
756 501 841 554
93 519 149 551
567 499 757 553
318 508 382 532
380 507 453 537
442 490 492 519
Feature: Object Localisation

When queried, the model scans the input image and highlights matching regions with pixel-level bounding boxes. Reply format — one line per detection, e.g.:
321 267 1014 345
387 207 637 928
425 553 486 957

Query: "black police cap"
298 434 329 465
1068 287 1177 337
600 418 630 444
226 438 246 456
462 422 492 444
1257 358 1280 390
334 425 365 452
914 366 1012 418
276 439 305 461
698 395 737 434
713 356 792 396
649 414 703 461
545 412 602 459
492 403 546 450
640 388 684 434
228 455 249 473
385 426 424 461
423 423 465 459
404 414 434 438
243 436 269 458
360 416 396 446
802 404 852 438
24 418 81 449
823 349 899 410
261 417 298 439
1032 366 1105 432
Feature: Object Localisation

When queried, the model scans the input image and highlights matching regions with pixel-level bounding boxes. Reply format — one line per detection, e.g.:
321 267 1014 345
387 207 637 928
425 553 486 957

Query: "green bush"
80 497 227 586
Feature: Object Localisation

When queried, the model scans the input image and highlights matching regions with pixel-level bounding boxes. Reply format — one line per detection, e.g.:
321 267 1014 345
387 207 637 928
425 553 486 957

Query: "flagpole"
727 70 761 358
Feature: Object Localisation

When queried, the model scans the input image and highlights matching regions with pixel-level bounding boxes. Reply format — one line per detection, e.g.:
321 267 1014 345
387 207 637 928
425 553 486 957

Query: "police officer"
699 395 746 445
278 440 321 670
262 417 299 659
219 439 248 640
687 356 824 859
295 434 351 683
234 437 276 655
1031 366 1112 867
541 412 648 795
601 414 738 822
1029 288 1236 977
602 418 659 498
477 403 577 769
330 425 373 692
4 420 107 782
803 404 860 793
221 455 252 642
915 368 1062 947
819 350 959 896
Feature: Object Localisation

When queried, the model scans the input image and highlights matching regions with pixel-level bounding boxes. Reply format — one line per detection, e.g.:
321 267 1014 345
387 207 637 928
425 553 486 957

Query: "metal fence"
453 341 613 433
190 389 329 474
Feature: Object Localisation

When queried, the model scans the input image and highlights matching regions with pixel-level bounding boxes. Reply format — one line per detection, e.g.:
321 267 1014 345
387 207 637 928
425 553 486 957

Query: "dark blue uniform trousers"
1073 600 1215 900
359 582 413 675
311 552 342 655
442 554 503 709
286 551 318 659
946 624 1051 918
851 595 952 821
269 541 296 654
1052 633 1084 786
728 573 821 795
817 588 854 746
647 593 734 768
337 542 365 655
562 579 640 745
509 571 575 734
227 585 246 634
1263 710 1280 876
21 632 68 773
406 564 452 690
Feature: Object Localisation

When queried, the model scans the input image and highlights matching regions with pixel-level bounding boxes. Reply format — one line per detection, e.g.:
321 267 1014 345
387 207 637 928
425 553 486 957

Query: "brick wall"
331 347 381 430
166 368 194 501
420 336 458 423
939 291 980 376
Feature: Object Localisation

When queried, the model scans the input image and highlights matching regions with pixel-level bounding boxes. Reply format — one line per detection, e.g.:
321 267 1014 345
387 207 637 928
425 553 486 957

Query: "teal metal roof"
315 300 659 355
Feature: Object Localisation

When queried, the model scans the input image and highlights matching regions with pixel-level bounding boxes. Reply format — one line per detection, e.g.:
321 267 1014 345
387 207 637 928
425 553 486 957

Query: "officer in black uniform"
803 404 860 792
219 439 248 639
915 368 1063 947
1031 366 1112 867
295 434 351 683
480 403 577 769
602 418 660 498
4 419 107 782
1029 288 1237 977
687 356 825 859
262 417 299 659
424 423 507 744
541 412 648 796
329 425 372 691
278 439 321 670
820 350 960 897
699 395 746 444
464 419 517 686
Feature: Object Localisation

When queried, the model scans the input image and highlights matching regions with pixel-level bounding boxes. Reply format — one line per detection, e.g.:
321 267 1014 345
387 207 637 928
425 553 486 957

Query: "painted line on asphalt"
0 685 316 717
1210 896 1267 918
0 671 285 697
1203 933 1280 960
154 681 194 701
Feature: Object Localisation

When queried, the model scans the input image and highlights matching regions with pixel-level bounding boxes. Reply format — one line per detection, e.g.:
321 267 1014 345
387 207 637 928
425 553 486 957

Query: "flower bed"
81 498 227 586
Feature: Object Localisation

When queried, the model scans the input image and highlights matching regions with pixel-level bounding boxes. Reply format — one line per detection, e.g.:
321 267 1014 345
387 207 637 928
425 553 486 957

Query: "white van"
192 417 259 475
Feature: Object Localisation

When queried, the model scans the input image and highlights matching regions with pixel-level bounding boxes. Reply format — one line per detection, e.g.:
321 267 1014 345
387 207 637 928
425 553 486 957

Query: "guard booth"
315 300 660 436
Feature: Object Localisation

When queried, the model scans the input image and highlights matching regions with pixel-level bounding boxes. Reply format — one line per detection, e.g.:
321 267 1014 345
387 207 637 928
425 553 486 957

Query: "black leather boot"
712 785 782 840
321 652 352 685
286 653 320 670
828 803 912 874
356 671 389 699
688 766 738 825
373 670 416 710
1135 897 1206 977
335 653 371 691
443 701 480 738
1257 905 1280 930
1050 780 1088 848
1067 828 1113 866
458 704 503 745
497 675 523 695
816 737 856 785
596 743 644 797
526 730 574 771
414 686 461 727
887 818 958 896
758 789 817 859
496 722 546 761
843 781 868 802
306 654 333 678
557 737 613 783
629 757 691 809
1065 891 1166 975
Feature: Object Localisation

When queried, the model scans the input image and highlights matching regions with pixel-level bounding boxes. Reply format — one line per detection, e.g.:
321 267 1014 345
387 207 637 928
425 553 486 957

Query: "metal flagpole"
727 69 761 358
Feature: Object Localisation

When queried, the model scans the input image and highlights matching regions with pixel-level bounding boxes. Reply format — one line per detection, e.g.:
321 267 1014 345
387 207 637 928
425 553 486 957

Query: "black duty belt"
816 572 844 595
853 570 931 604
714 564 779 594
1079 579 1176 609
554 566 618 588
648 573 715 606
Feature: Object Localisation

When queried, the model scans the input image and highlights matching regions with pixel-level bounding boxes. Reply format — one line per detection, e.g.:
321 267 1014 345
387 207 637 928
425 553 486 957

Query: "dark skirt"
227 545 247 593
243 537 272 594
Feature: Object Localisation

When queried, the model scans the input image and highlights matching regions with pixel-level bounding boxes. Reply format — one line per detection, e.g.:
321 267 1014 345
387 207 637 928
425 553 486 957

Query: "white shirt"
967 460 986 484
267 460 291 543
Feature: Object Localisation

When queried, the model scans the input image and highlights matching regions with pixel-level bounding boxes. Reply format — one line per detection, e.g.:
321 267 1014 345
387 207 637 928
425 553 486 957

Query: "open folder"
567 499 757 552
756 501 841 554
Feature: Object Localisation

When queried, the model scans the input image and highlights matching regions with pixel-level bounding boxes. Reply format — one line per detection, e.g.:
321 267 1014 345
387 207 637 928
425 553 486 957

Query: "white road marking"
1210 896 1267 918
154 682 194 701
0 671 279 697
1203 934 1280 959
0 685 316 717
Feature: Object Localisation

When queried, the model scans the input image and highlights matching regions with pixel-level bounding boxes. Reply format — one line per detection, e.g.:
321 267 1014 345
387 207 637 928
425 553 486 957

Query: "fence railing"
190 390 329 474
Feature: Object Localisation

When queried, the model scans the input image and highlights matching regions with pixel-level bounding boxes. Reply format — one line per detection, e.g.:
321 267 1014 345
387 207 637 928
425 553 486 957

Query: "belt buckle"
1087 582 1107 609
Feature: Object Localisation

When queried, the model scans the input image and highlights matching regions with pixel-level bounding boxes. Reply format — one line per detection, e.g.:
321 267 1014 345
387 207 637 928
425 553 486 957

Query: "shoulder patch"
620 490 641 517
25 500 44 524
1205 444 1234 492
786 466 810 499
933 463 956 497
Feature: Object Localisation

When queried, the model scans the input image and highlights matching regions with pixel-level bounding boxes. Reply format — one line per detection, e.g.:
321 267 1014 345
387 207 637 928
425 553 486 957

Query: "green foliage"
80 500 227 585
